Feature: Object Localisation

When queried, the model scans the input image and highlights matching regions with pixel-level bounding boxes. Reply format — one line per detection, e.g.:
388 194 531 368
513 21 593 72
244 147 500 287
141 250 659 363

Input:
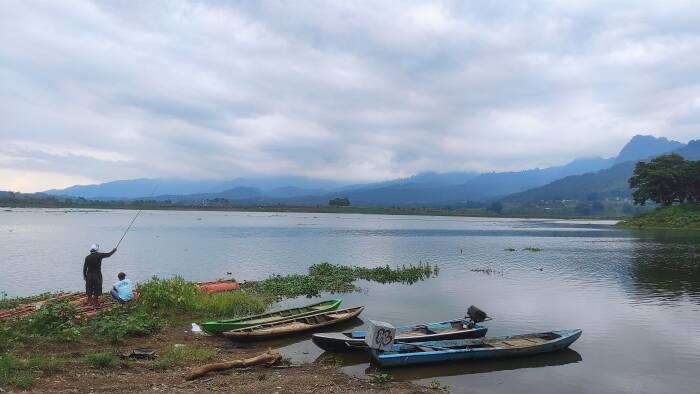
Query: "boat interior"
398 320 470 337
256 307 363 330
398 332 561 353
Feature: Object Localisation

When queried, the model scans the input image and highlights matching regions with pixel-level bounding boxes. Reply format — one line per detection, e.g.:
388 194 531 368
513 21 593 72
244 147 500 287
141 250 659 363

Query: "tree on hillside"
629 154 688 206
687 160 700 203
487 201 503 215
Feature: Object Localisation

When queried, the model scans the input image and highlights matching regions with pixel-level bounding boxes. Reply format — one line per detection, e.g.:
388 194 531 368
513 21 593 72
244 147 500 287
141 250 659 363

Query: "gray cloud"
1 0 700 191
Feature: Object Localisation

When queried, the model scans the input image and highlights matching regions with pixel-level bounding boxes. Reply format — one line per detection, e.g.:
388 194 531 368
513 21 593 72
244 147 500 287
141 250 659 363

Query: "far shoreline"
0 202 626 221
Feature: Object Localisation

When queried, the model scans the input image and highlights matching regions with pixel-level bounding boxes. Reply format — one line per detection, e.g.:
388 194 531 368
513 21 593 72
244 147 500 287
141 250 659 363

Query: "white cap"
90 244 99 252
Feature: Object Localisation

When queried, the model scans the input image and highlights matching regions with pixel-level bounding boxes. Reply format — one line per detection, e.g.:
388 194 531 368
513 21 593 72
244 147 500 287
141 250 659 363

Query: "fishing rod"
114 183 159 250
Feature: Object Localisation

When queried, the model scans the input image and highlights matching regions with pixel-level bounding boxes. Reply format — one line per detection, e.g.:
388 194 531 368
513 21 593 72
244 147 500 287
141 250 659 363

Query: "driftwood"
186 350 282 381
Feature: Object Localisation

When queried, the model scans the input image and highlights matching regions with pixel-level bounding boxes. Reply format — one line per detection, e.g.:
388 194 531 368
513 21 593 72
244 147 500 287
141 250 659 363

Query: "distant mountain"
46 176 349 200
44 135 695 207
504 137 698 203
46 178 223 199
502 161 636 202
614 135 684 164
280 156 616 207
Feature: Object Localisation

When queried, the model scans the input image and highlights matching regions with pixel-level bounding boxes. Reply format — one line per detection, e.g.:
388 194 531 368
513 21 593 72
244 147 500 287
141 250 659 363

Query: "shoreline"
1 202 626 221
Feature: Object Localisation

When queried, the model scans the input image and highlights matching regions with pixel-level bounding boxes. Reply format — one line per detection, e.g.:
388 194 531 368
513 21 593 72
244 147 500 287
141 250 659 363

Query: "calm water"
2 208 700 393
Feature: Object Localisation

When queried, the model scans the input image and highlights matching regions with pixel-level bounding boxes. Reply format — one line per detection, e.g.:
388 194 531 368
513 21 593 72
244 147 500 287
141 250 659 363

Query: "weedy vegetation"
242 262 437 299
85 350 119 368
429 379 450 392
367 372 393 384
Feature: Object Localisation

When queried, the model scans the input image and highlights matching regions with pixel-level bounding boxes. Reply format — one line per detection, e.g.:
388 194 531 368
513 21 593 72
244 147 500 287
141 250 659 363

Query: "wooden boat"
312 319 488 352
223 306 364 340
369 329 582 367
201 299 342 335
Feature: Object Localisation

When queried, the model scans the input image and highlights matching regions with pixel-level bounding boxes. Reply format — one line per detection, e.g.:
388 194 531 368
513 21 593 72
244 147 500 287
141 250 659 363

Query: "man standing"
110 272 133 304
83 244 117 307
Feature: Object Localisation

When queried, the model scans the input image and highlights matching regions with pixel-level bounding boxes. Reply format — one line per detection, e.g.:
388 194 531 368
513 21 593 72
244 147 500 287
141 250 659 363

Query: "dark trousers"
110 289 126 304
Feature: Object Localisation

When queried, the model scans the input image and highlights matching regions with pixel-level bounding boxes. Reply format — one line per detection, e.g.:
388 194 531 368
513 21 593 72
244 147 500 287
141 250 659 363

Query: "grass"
618 204 700 230
0 354 67 390
155 345 216 369
241 262 437 299
523 247 542 252
0 354 33 389
85 350 118 368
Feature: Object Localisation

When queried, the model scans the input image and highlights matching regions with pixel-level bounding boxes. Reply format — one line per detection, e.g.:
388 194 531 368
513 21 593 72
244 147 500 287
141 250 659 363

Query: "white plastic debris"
191 323 208 335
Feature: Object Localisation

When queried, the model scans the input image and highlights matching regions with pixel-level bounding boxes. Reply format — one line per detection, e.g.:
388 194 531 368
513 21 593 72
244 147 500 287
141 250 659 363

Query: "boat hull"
201 299 342 335
224 306 364 340
370 329 582 367
312 319 488 352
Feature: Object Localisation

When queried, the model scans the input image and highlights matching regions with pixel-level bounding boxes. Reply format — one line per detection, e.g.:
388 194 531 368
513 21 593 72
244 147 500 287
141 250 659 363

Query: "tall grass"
136 276 269 318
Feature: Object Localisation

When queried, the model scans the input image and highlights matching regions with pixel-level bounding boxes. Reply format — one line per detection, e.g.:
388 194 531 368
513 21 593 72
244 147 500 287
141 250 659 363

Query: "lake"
1 208 700 393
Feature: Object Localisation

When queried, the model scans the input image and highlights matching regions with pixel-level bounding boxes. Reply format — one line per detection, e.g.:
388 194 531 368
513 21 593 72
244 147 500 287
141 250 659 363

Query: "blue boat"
312 319 488 352
369 329 582 367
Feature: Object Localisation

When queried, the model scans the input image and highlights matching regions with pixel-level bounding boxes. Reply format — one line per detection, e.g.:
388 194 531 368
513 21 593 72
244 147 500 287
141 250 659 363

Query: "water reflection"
316 349 582 381
627 231 700 303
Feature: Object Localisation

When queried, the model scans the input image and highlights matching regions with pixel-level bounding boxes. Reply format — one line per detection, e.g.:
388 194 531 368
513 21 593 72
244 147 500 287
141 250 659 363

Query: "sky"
1 1 700 192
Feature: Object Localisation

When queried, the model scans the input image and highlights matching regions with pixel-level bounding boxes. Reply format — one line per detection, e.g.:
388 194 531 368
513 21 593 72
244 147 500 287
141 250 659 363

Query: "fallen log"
186 350 282 381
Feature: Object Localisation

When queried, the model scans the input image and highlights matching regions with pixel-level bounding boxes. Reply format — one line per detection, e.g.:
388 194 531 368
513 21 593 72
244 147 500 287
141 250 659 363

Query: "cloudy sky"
1 1 699 192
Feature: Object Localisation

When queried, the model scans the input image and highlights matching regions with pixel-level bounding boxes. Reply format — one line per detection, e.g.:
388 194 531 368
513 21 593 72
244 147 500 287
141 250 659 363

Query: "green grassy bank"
0 262 435 389
617 204 700 230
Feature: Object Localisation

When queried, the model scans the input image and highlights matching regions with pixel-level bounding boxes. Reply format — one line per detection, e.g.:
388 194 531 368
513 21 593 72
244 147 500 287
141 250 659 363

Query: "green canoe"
201 299 342 335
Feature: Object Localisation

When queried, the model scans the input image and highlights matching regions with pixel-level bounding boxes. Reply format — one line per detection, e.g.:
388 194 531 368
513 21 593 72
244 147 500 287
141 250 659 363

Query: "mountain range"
45 135 695 206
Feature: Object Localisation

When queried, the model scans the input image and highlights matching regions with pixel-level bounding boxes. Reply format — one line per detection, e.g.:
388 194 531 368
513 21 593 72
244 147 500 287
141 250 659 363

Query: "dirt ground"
9 328 434 394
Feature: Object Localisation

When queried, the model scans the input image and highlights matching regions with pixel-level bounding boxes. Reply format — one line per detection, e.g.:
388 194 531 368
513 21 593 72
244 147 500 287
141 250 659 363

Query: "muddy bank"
9 326 435 394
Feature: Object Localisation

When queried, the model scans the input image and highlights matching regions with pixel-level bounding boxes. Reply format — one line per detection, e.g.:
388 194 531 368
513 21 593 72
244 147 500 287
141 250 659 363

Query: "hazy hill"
504 138 699 203
44 135 693 207
615 135 684 164
47 176 347 200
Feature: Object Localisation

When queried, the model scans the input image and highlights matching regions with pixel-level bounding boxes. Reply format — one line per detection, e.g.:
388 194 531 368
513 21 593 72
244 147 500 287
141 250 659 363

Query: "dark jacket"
83 250 116 279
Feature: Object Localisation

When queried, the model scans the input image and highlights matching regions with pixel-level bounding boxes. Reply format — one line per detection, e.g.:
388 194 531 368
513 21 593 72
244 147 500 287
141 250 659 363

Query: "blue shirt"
113 279 133 301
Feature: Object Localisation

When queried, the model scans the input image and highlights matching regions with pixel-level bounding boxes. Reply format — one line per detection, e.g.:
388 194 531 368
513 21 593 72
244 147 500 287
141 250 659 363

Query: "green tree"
629 154 687 206
686 160 700 203
487 201 503 215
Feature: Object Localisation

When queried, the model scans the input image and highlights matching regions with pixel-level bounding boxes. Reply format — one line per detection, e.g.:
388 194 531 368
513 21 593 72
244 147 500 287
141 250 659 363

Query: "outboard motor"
466 305 488 328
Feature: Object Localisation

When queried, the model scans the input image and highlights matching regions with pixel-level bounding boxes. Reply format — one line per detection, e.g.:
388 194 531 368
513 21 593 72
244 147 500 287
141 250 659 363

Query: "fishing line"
114 183 159 249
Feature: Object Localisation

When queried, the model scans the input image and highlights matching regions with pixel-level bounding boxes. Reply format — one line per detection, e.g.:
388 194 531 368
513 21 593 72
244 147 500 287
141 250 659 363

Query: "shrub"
23 301 83 342
85 351 118 368
90 308 165 341
137 276 199 312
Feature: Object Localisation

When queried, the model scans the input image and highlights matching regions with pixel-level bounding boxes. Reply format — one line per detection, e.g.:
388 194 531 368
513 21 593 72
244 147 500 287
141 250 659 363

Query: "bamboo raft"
0 279 239 321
